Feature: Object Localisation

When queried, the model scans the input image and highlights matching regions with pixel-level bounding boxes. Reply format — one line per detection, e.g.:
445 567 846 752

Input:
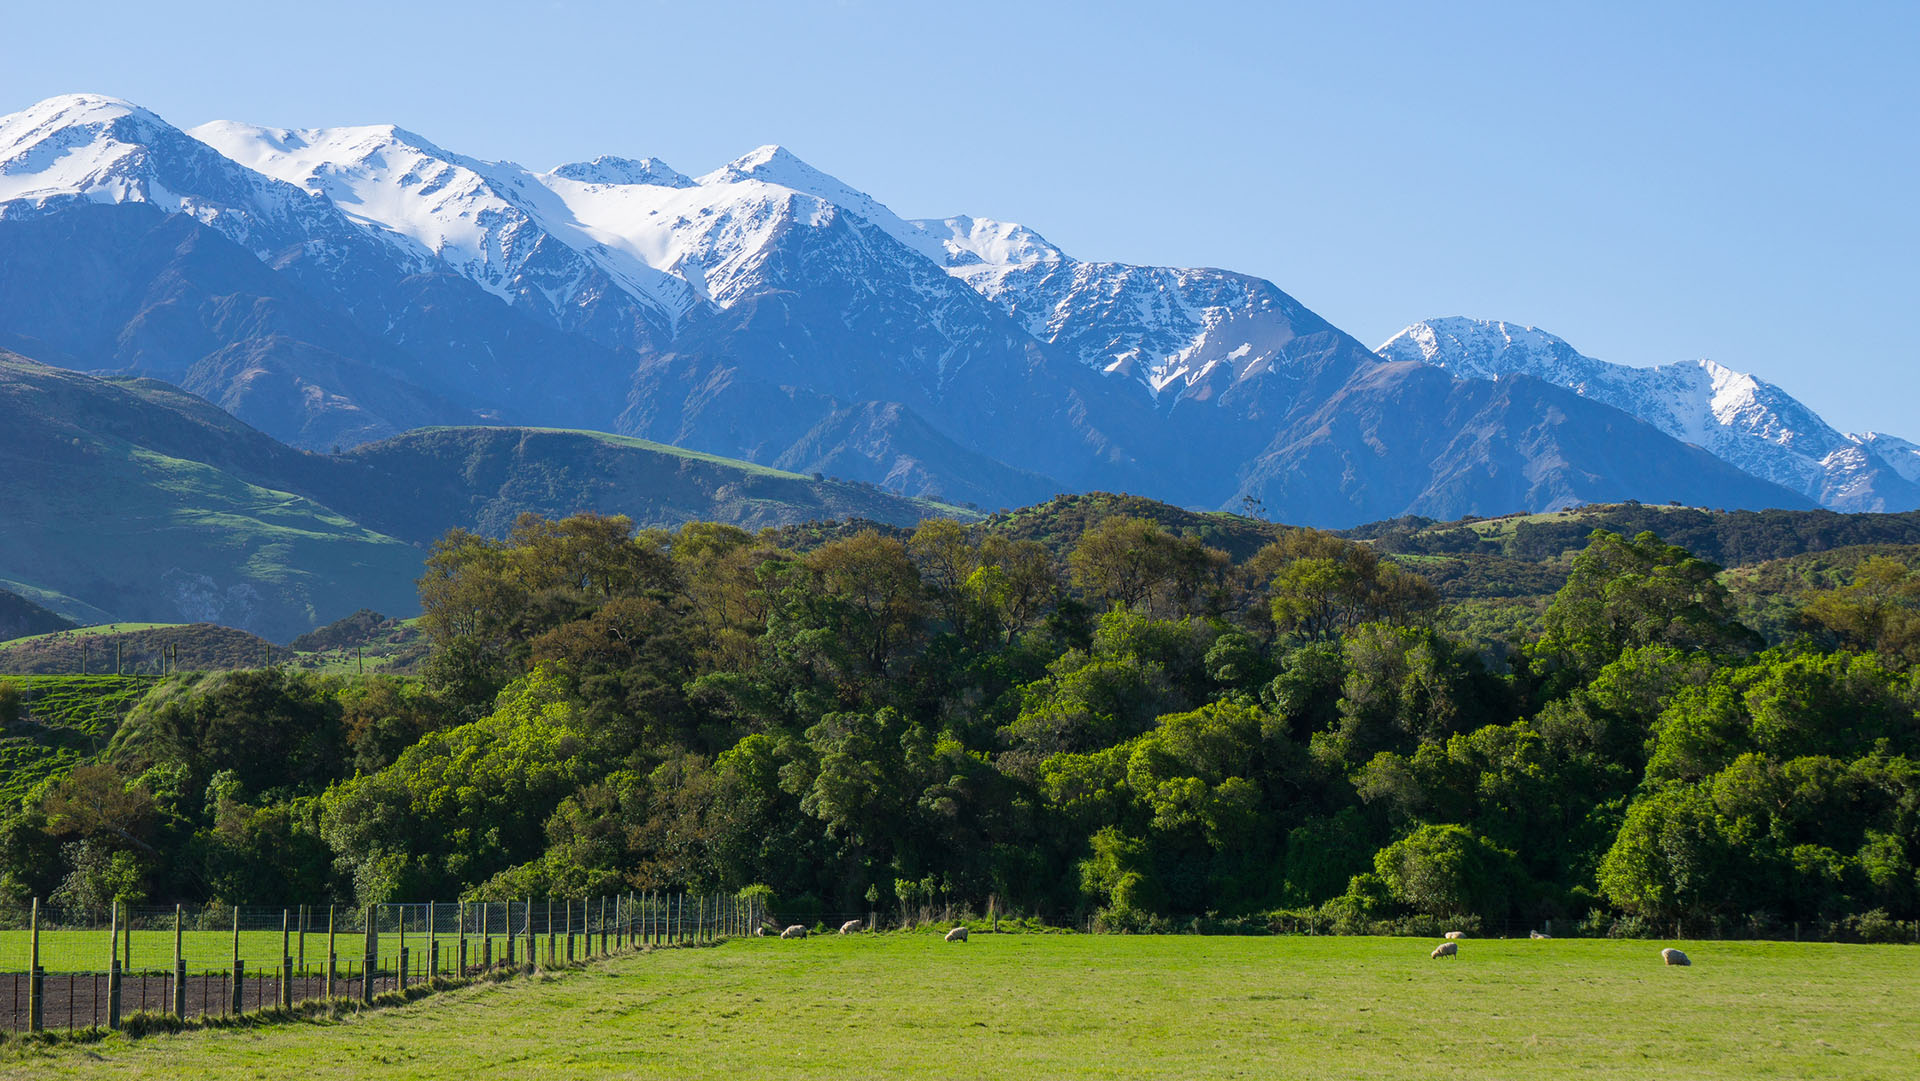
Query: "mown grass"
7 934 1915 1080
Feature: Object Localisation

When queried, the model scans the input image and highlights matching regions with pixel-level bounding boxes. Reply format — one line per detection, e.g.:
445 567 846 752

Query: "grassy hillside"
0 624 293 675
0 587 73 641
9 936 1917 1080
0 353 427 641
325 426 975 542
0 674 153 806
0 355 976 641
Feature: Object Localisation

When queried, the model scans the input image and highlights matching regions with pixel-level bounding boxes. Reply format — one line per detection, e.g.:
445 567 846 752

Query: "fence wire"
0 892 763 1036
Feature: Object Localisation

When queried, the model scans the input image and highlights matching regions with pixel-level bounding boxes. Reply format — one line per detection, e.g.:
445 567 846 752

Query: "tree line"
3 507 1916 936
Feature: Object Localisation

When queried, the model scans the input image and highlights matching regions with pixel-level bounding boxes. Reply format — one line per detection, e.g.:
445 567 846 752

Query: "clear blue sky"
6 0 1915 436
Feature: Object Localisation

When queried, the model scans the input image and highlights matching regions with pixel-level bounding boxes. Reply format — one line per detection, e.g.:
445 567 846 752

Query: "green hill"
0 352 973 641
323 425 973 543
0 622 295 675
0 586 73 641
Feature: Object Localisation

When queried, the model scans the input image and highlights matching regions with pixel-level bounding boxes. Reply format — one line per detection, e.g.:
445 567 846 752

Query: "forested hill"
3 502 1914 942
1353 503 1920 566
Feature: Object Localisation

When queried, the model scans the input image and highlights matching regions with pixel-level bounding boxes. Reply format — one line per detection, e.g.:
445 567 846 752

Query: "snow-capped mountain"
1378 318 1920 513
914 215 1333 406
0 94 426 282
0 94 1823 523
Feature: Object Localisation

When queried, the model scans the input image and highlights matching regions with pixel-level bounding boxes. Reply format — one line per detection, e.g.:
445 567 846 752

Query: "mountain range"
0 93 1865 528
1378 318 1920 513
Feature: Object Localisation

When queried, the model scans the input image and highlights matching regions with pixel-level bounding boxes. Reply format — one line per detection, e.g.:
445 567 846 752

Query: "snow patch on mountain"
0 94 426 279
1856 432 1920 486
914 214 1326 399
190 120 702 330
550 155 693 188
1380 317 1920 512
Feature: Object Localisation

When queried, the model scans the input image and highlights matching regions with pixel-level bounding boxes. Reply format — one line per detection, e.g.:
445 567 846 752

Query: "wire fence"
0 892 763 1036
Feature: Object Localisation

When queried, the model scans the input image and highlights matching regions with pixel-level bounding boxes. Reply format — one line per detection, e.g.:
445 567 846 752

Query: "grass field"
6 934 1915 1080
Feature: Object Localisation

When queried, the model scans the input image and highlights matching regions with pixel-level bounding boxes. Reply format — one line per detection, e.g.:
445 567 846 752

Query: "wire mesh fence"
0 891 765 1036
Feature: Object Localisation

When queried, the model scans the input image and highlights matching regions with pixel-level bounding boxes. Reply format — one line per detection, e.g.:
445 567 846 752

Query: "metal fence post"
399 904 409 991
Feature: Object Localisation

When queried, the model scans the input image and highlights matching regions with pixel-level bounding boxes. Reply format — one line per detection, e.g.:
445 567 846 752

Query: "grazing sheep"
945 926 969 942
780 925 807 940
753 926 767 937
1661 947 1691 966
840 919 864 935
1530 931 1550 939
1444 931 1466 940
1430 941 1457 959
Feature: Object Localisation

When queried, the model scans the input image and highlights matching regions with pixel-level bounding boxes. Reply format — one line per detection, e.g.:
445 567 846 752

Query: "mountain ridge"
0 93 1837 524
1379 317 1920 512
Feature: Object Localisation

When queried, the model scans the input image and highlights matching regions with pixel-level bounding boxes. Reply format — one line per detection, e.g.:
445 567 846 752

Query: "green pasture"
0 929 580 976
9 934 1917 1080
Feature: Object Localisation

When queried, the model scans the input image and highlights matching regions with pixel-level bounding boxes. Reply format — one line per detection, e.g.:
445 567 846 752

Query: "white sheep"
945 926 969 942
1661 947 1690 966
1529 930 1550 939
1430 941 1458 959
752 926 767 937
1443 931 1465 940
839 919 864 934
780 925 807 940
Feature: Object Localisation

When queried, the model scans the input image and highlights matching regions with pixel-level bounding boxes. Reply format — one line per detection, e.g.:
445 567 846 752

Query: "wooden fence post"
546 897 555 968
326 905 336 1000
26 898 42 1033
599 896 608 956
280 908 293 1008
565 896 574 962
107 900 123 1030
361 904 375 1004
458 901 468 978
231 905 245 1017
172 902 185 1017
399 904 409 991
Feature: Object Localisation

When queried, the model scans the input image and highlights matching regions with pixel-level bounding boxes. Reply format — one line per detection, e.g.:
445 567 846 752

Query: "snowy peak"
550 155 692 188
191 118 702 329
1 93 211 205
916 214 1066 269
700 144 823 187
1377 318 1597 382
1380 317 1920 512
1856 432 1920 486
